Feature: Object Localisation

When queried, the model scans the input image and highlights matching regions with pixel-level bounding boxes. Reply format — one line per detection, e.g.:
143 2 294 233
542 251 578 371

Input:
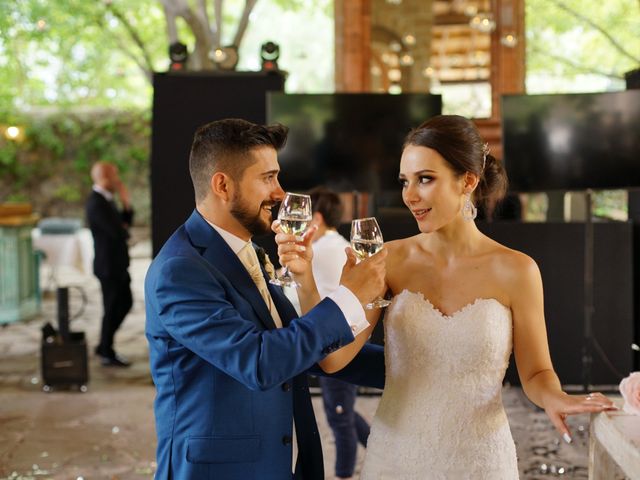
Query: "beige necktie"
239 244 297 469
238 243 282 328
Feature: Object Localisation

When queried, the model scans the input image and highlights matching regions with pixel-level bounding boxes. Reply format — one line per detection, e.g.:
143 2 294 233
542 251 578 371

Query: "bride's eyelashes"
398 175 435 188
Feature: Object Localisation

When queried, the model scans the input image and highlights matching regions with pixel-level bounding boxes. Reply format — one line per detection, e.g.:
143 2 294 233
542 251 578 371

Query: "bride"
276 115 615 479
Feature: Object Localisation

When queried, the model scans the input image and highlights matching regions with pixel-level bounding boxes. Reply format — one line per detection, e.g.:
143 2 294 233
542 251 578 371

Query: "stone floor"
0 231 614 479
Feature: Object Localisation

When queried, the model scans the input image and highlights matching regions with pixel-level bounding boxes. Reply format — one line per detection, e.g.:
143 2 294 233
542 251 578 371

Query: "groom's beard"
229 193 274 237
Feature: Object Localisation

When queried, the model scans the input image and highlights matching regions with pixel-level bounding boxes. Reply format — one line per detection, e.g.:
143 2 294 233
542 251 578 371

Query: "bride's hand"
272 220 317 276
544 391 617 442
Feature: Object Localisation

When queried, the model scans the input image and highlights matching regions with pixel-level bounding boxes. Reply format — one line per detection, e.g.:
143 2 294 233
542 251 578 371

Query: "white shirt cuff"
327 285 369 337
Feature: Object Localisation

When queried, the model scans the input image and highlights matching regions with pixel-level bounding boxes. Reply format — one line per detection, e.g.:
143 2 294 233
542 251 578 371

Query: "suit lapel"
185 210 277 331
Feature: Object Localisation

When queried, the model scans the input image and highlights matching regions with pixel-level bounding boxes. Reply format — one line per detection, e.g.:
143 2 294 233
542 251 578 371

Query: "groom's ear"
210 172 231 202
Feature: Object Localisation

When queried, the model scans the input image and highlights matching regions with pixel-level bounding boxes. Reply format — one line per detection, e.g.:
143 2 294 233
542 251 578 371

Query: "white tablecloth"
31 228 94 276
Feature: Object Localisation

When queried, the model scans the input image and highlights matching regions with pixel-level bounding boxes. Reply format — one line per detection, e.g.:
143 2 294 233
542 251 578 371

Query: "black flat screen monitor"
502 90 640 192
267 93 442 192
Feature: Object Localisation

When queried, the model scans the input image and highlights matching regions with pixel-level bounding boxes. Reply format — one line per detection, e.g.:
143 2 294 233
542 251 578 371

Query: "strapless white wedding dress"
360 289 519 480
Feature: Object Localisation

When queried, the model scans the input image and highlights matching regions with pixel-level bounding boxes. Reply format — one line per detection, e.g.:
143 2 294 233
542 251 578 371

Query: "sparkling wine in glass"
351 217 390 309
270 192 312 288
279 216 310 237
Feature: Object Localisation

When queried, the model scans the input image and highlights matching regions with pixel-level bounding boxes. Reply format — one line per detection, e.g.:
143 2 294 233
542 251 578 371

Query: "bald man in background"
86 161 134 367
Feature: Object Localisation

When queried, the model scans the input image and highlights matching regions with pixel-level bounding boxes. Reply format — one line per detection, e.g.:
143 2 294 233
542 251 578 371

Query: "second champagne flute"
270 192 312 288
351 217 391 309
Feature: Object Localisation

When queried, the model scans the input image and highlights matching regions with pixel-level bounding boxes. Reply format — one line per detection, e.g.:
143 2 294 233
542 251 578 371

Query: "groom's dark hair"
189 118 288 203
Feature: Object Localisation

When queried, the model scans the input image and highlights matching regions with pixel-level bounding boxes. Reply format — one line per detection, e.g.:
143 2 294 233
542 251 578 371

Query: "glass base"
269 276 301 288
366 297 392 310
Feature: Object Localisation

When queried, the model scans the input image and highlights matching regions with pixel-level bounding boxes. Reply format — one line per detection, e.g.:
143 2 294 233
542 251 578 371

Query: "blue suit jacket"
145 210 384 480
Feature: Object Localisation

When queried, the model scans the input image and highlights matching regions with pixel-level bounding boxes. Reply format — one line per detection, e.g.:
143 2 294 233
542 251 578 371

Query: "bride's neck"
423 219 483 258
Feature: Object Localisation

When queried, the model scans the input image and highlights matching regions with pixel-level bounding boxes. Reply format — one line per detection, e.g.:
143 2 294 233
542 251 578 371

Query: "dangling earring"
462 193 477 221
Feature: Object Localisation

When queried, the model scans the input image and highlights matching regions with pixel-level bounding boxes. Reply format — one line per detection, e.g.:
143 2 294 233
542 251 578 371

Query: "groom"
145 118 385 480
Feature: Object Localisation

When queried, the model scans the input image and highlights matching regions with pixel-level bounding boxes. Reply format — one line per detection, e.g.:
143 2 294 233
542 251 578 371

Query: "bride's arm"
275 222 387 372
318 298 384 373
318 240 400 373
318 241 401 373
509 252 616 442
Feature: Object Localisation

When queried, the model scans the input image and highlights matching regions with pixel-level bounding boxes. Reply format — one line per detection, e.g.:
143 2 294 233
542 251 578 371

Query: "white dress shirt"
92 184 114 202
312 230 350 298
203 218 368 336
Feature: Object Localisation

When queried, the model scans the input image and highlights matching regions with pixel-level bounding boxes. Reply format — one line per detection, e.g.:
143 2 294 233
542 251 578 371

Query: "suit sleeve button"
282 435 292 445
281 382 291 392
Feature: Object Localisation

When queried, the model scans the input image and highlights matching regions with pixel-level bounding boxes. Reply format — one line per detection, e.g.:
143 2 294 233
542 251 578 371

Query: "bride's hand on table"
544 391 617 443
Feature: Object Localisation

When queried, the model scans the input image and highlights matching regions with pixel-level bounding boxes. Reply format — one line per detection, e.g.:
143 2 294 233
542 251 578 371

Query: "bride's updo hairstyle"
403 115 508 213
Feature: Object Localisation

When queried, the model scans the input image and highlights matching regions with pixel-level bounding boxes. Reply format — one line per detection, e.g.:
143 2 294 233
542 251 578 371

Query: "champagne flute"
351 217 390 309
270 192 312 288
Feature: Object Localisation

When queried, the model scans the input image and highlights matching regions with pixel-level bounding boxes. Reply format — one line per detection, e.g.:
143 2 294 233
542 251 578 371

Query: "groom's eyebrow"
261 169 280 176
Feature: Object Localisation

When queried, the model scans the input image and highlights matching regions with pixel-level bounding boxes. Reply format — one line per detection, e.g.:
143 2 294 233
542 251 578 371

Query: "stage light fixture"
210 45 239 70
169 42 188 71
260 41 280 71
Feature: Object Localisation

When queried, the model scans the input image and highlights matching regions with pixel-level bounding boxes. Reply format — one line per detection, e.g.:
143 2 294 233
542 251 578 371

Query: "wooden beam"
434 13 472 25
334 0 372 92
489 0 526 120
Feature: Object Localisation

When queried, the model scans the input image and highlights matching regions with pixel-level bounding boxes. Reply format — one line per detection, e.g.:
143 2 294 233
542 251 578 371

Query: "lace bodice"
360 289 519 480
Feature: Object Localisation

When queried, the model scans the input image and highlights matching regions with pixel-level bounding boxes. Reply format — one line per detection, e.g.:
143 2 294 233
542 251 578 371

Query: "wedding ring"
586 394 594 400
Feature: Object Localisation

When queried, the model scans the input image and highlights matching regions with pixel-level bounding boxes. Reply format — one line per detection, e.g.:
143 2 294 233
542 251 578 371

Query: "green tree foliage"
235 0 334 92
0 108 151 222
0 0 169 108
0 1 334 224
0 0 334 109
526 0 640 91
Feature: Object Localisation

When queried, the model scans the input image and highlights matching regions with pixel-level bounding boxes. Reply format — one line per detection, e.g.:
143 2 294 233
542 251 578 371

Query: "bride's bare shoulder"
384 235 423 271
488 241 540 281
385 235 421 256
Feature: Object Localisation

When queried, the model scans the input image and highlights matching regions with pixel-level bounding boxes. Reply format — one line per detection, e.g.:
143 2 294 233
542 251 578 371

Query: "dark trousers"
319 377 370 478
97 271 132 357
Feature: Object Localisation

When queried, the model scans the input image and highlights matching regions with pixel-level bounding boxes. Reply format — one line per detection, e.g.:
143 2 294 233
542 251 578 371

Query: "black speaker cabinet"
151 71 286 256
482 222 634 386
41 331 89 391
626 68 640 90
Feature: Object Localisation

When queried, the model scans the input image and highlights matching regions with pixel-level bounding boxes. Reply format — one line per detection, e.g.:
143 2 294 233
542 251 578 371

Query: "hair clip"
482 143 490 171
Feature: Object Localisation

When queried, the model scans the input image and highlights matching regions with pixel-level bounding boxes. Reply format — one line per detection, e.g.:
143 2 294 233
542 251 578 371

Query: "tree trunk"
160 0 214 70
214 0 223 48
159 0 259 71
233 0 258 48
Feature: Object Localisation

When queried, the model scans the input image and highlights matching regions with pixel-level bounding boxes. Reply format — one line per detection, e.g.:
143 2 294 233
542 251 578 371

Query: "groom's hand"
339 247 387 306
273 220 317 276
